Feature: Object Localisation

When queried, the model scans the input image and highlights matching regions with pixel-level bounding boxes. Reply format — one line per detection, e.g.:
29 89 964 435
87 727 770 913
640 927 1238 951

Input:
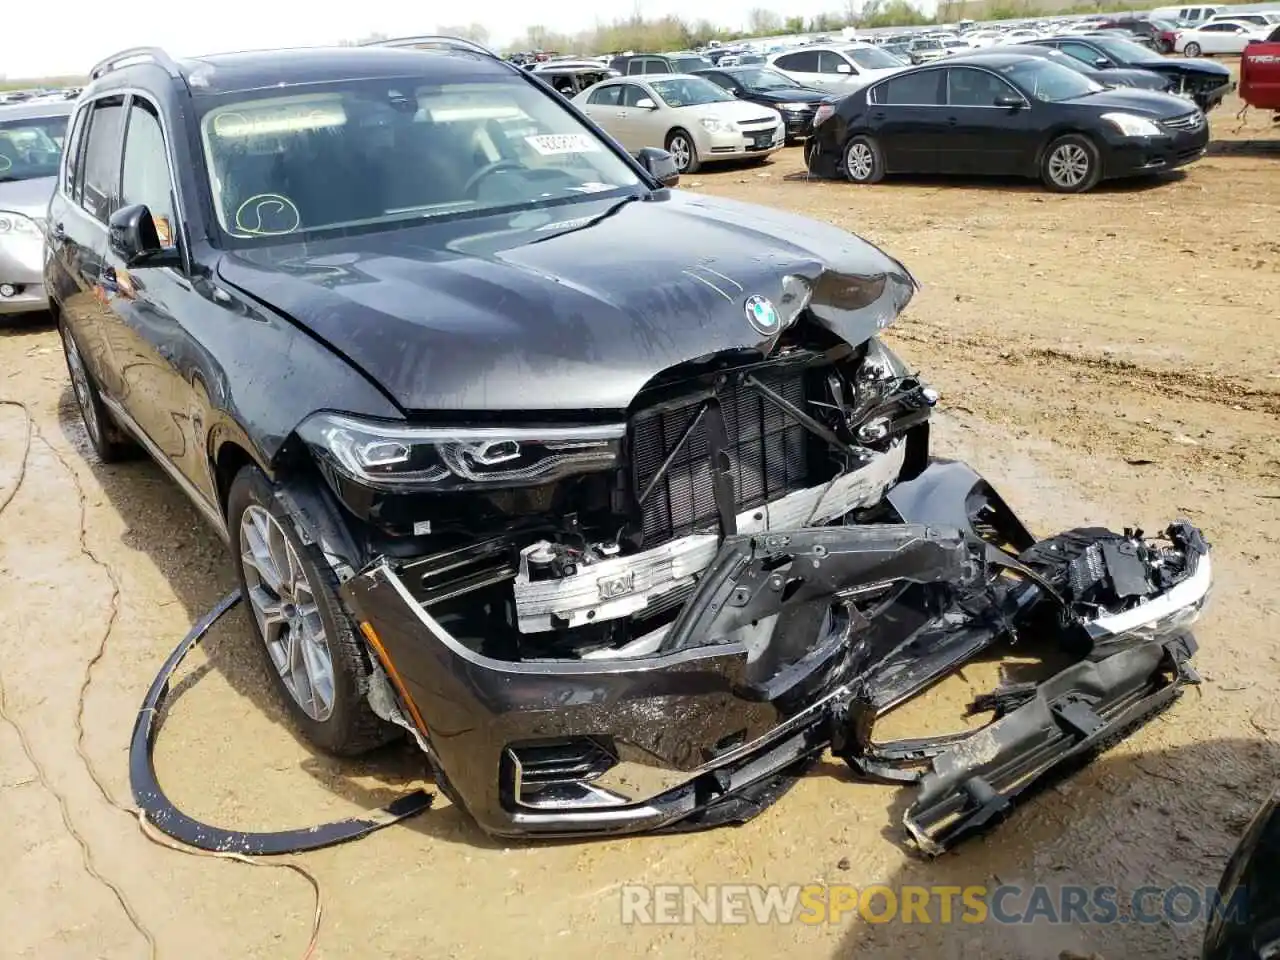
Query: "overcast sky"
13 0 924 79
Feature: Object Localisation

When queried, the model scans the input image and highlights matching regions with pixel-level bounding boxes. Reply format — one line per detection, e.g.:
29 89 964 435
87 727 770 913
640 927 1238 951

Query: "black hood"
1098 67 1171 90
1061 86 1198 117
216 191 914 415
1144 56 1232 78
743 87 833 103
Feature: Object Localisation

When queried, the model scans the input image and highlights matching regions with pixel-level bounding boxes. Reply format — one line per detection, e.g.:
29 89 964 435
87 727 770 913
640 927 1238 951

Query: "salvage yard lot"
1 73 1277 959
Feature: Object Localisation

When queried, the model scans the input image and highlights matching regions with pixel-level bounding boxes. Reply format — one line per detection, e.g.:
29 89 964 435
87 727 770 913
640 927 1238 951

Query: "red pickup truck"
1241 25 1280 114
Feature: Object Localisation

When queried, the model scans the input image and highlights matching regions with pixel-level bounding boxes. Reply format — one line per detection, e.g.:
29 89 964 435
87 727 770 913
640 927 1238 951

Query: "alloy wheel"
1048 143 1090 189
669 135 692 171
61 327 102 448
239 504 335 721
846 142 875 181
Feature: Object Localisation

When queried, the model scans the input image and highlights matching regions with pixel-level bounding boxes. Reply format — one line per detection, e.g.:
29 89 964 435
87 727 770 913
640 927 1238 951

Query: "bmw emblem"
744 295 781 336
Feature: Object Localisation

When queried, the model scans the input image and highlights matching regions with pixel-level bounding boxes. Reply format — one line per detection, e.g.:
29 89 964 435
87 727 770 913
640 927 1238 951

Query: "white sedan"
1175 20 1270 55
574 75 783 174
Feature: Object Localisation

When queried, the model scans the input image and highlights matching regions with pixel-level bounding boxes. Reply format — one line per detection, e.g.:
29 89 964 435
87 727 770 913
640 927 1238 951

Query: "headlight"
1102 112 1162 136
775 102 807 111
812 103 837 128
699 116 738 133
297 413 624 493
0 212 40 237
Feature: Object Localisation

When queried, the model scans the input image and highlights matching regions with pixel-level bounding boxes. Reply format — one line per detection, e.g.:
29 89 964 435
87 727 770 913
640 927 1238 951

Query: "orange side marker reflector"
359 621 428 735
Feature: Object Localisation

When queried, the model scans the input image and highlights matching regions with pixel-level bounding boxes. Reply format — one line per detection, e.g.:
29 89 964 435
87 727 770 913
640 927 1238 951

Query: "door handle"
872 111 886 120
947 116 959 126
98 265 119 292
49 221 66 242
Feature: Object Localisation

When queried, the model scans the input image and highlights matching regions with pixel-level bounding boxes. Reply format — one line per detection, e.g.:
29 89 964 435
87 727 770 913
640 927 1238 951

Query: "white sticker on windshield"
570 182 614 193
525 133 601 156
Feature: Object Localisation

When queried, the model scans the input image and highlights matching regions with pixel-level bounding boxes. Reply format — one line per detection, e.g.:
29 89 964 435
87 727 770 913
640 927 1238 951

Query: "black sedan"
694 65 837 141
1001 42 1175 93
1030 34 1234 110
806 53 1209 193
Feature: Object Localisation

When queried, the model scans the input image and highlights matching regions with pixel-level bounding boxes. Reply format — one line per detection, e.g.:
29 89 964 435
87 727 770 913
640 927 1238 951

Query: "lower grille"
631 369 813 546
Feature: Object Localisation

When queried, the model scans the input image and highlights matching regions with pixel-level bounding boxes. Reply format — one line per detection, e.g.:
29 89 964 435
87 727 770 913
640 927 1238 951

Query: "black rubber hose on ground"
128 588 432 854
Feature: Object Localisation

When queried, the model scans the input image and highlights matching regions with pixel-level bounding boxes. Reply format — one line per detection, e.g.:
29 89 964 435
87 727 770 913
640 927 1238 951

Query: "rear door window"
61 106 89 199
774 51 819 72
871 70 945 105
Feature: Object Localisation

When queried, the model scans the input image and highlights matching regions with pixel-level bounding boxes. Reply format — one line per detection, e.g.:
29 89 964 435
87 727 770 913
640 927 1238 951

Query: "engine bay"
394 337 937 662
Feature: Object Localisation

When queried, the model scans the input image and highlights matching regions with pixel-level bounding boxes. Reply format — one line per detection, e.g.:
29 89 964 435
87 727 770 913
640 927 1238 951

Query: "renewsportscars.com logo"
620 883 1249 926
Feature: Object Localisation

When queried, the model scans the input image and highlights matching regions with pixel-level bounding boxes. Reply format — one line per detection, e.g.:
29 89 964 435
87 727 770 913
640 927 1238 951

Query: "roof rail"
89 46 182 81
362 35 501 60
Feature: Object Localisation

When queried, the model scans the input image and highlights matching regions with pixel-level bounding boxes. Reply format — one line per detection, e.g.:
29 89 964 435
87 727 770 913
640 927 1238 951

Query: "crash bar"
89 46 183 81
362 35 502 60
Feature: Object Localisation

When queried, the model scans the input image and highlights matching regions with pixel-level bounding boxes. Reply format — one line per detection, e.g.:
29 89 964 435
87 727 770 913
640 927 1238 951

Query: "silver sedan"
0 100 72 317
574 74 783 174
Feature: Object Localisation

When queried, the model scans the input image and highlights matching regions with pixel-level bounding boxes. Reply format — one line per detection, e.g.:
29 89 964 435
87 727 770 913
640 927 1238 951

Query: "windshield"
1089 35 1164 63
650 76 735 107
733 68 804 90
672 56 715 73
1150 18 1177 30
911 39 944 50
0 113 68 182
998 59 1104 101
845 46 908 68
198 77 644 241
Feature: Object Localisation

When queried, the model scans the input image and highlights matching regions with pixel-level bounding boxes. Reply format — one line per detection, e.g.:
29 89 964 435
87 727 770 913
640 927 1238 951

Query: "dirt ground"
1 71 1278 960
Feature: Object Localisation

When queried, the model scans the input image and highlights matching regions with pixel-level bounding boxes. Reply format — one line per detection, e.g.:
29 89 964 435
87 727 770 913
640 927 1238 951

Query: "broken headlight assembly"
296 412 625 493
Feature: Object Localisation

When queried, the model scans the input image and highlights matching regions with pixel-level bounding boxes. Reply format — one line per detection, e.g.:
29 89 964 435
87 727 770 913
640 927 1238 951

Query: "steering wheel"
463 159 525 197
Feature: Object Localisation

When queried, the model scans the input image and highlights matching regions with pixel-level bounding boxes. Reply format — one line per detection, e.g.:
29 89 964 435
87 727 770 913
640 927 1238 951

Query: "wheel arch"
214 430 366 580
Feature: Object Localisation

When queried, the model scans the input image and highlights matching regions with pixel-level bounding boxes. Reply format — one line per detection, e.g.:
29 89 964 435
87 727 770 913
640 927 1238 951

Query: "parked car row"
566 32 1230 186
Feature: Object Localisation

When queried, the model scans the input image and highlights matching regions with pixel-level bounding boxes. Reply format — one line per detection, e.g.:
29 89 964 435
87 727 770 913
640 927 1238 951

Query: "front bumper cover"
344 459 1212 850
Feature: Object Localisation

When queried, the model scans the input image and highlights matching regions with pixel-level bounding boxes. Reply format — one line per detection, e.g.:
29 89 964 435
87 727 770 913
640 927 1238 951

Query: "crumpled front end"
342 459 1212 848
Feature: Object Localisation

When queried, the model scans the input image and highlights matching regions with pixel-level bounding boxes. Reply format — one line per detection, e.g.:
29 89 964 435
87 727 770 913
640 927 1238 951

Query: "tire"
1183 42 1201 56
1040 133 1102 194
227 464 395 756
58 319 134 462
841 135 885 184
665 128 700 174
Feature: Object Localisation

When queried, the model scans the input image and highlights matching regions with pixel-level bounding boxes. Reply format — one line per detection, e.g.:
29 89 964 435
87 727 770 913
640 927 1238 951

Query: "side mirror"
635 146 680 188
107 204 180 267
994 93 1026 109
835 62 853 74
635 97 658 110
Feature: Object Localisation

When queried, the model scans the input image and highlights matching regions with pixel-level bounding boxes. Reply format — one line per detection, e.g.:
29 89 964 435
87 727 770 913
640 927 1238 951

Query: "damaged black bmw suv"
49 39 1213 847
